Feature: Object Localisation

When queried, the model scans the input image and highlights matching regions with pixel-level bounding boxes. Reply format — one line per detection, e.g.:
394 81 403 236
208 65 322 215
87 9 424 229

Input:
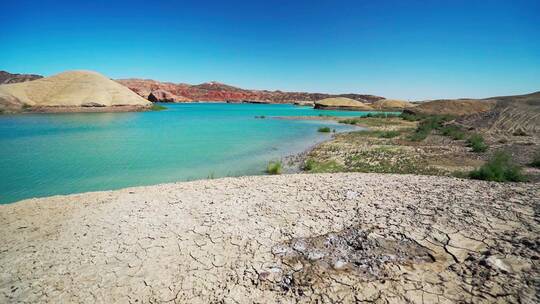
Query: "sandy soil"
0 173 538 303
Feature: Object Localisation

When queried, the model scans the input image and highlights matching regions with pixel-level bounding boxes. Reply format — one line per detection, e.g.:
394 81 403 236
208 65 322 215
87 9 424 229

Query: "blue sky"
1 0 539 100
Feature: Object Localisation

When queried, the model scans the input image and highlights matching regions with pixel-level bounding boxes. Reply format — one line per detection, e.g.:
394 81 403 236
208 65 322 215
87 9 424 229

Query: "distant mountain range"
0 71 385 103
0 71 43 84
115 78 385 104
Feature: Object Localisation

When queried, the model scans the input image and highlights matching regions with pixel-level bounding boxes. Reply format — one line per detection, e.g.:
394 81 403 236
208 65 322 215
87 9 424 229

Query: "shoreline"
2 105 152 115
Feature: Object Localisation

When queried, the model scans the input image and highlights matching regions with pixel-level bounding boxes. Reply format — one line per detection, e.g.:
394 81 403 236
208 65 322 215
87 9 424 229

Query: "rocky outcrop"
117 78 384 103
314 97 374 111
0 70 151 113
402 91 540 136
405 99 497 116
148 89 191 102
0 71 43 84
456 91 540 135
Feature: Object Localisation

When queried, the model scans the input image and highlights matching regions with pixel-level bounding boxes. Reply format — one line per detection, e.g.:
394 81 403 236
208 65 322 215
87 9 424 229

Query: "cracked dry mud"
0 173 538 303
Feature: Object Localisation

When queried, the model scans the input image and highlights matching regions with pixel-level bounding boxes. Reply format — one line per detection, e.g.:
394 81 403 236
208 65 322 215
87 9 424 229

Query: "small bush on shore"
467 134 488 152
408 123 432 141
366 112 401 118
338 118 357 125
469 152 525 182
303 159 315 171
530 150 540 168
400 113 423 121
151 104 167 111
303 158 344 173
379 131 400 138
266 161 282 175
318 126 331 133
440 125 466 140
407 115 453 141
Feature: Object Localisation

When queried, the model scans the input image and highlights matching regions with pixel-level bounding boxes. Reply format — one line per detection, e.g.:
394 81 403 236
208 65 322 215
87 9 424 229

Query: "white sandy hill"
0 70 151 111
372 99 414 110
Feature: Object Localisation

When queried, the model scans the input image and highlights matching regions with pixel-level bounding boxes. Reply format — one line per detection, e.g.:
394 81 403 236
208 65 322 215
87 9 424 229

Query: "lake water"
0 103 390 204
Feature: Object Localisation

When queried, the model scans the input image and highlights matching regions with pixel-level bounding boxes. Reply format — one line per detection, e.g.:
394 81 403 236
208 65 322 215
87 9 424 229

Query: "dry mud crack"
0 173 538 303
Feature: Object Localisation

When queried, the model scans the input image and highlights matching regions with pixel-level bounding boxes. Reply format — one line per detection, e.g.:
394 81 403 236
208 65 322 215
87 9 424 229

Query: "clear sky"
1 0 539 100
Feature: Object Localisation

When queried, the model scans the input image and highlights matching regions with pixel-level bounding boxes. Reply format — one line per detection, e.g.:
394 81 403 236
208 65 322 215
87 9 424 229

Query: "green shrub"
303 158 344 173
530 150 540 168
408 121 433 141
407 115 454 141
440 125 466 140
467 134 488 152
151 104 167 111
469 152 525 182
318 126 331 133
379 131 400 138
338 118 357 125
303 159 315 171
400 113 422 121
266 161 282 175
365 112 401 118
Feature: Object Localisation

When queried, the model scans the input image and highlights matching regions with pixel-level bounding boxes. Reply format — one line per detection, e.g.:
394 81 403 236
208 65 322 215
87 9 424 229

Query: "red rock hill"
116 79 384 103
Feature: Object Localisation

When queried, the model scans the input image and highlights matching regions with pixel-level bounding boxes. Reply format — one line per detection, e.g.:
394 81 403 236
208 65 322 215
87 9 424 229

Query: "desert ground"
1 173 538 303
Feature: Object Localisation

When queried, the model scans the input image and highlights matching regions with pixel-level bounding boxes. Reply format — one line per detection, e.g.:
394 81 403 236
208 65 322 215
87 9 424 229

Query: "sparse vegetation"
303 158 345 173
338 118 358 125
340 130 402 139
400 113 423 121
151 104 167 111
467 134 488 152
408 125 431 141
379 131 400 138
338 116 413 128
254 115 266 119
345 147 443 175
440 125 466 140
266 161 282 175
469 152 525 182
407 115 454 141
365 112 401 118
318 126 331 133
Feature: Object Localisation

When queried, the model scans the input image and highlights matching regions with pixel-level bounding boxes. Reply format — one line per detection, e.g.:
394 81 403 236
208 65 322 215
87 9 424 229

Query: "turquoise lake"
0 103 390 204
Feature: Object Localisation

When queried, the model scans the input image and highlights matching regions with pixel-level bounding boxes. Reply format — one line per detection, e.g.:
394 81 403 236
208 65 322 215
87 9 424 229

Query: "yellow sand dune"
314 97 374 110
